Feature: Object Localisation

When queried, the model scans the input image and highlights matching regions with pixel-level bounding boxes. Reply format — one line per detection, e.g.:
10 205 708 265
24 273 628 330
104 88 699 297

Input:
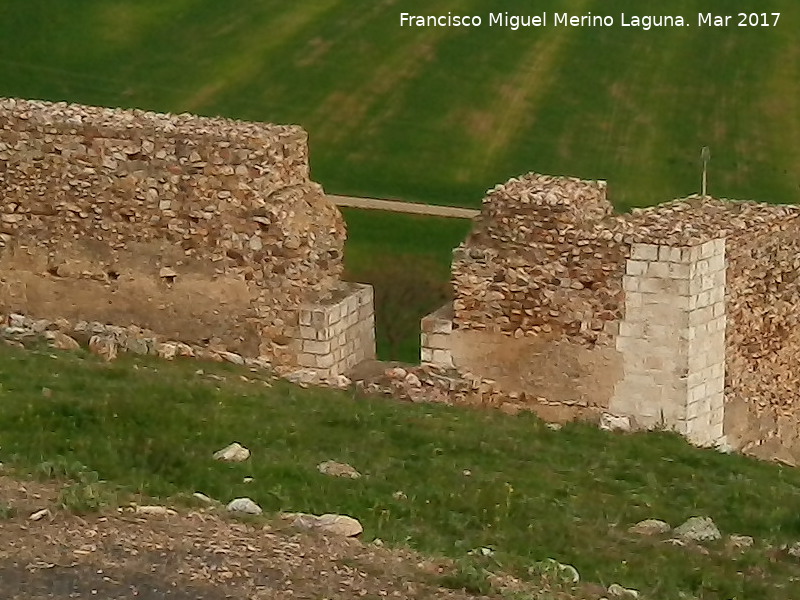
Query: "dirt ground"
0 475 489 600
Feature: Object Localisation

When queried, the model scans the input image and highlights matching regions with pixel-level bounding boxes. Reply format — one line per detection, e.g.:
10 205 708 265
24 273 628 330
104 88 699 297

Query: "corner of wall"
610 239 726 446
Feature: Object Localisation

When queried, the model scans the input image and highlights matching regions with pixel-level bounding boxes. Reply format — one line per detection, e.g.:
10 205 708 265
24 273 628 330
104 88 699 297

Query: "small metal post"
701 146 711 197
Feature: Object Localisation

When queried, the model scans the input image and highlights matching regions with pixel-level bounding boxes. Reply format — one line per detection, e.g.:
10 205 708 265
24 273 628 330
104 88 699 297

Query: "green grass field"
2 343 800 599
1 0 798 209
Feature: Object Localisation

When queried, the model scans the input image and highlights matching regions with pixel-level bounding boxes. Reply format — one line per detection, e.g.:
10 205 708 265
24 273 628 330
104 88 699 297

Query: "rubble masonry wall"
0 98 374 374
423 172 800 457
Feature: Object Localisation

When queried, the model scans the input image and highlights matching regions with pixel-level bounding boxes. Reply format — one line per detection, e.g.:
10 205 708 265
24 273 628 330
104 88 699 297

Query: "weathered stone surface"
135 505 177 516
422 172 800 459
0 97 375 377
49 331 81 351
213 442 250 463
316 514 364 537
286 513 320 531
600 414 632 433
28 508 50 522
156 342 178 360
317 460 361 479
226 497 262 515
88 335 118 362
628 519 671 536
607 583 639 598
787 542 800 559
452 173 625 347
674 517 721 542
192 492 216 505
282 512 363 537
727 534 754 551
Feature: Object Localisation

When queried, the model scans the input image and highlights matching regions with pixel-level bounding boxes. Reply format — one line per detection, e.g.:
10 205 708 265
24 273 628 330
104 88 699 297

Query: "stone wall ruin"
423 172 800 462
0 98 375 375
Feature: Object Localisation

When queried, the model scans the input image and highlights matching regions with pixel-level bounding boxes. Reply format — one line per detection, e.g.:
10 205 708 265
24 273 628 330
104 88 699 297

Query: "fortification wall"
622 197 800 455
722 209 800 461
452 173 628 346
0 98 374 373
425 173 800 457
441 174 629 415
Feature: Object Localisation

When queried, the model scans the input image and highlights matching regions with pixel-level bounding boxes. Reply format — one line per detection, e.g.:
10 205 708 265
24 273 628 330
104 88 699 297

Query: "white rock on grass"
283 512 363 537
324 374 352 389
192 492 216 505
28 508 50 521
213 442 250 462
674 516 721 542
628 519 671 536
787 541 800 559
88 335 118 362
49 331 81 351
317 460 361 479
220 351 244 365
599 413 632 432
226 497 262 515
135 505 177 516
608 583 640 598
316 514 363 537
727 534 754 551
285 512 319 531
156 342 177 360
557 563 580 584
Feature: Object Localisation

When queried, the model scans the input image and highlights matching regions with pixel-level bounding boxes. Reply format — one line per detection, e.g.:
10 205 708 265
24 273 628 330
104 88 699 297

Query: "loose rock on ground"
226 497 262 515
213 442 251 463
674 516 721 542
317 460 361 479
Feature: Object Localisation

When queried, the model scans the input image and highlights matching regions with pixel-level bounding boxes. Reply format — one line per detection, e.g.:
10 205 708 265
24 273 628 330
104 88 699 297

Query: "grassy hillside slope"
1 0 798 209
2 342 800 599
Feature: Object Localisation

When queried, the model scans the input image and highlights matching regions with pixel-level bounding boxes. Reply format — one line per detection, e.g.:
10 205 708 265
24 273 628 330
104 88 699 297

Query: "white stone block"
693 259 710 276
707 253 726 273
646 261 670 278
631 244 660 261
638 278 668 295
303 339 331 355
658 246 684 263
700 240 718 259
431 349 453 367
626 260 648 276
681 246 701 262
299 325 320 341
669 262 691 279
625 291 644 309
689 383 707 403
618 321 644 338
688 306 714 326
622 275 640 292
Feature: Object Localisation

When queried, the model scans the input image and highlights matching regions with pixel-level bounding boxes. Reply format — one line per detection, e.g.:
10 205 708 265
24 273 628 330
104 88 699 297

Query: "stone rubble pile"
353 363 560 416
1 311 363 392
0 311 271 368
